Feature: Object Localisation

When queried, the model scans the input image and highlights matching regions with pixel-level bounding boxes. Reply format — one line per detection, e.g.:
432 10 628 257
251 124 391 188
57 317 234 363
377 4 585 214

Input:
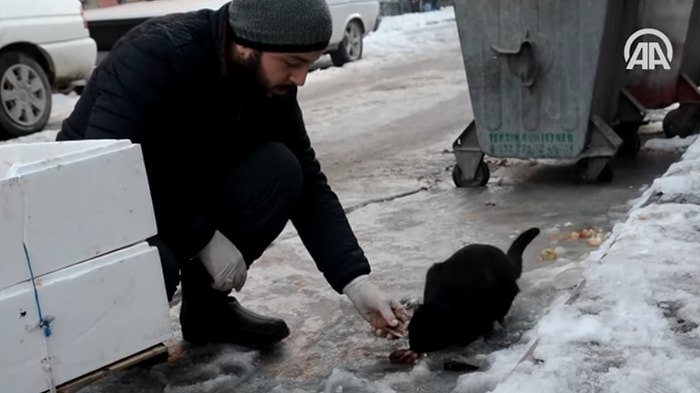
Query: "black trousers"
148 142 304 302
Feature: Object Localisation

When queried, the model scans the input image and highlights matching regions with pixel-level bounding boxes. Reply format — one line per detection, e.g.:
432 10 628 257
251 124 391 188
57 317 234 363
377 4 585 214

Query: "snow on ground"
294 132 700 393
6 5 700 393
642 134 698 153
445 137 700 393
301 8 460 135
307 7 458 84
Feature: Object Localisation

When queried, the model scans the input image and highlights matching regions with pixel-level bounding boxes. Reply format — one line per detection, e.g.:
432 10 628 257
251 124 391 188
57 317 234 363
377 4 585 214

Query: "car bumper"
373 15 382 32
39 37 98 86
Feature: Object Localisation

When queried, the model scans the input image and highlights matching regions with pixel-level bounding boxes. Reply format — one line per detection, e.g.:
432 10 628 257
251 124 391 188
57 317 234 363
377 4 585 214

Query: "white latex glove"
343 274 410 339
197 230 247 292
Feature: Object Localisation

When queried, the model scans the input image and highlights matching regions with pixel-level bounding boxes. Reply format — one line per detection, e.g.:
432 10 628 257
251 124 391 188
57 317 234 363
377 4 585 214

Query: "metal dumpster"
621 0 700 138
450 0 641 186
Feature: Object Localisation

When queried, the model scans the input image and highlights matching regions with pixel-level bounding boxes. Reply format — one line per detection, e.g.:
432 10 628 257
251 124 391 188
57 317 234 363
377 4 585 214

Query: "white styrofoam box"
0 140 158 291
0 242 173 393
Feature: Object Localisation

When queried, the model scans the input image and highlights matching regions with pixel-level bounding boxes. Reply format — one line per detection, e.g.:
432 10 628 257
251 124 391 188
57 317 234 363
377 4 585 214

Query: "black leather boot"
179 258 290 348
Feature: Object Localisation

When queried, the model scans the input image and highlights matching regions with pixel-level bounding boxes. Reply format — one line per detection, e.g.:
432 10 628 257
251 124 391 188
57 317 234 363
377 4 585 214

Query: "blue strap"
23 242 52 338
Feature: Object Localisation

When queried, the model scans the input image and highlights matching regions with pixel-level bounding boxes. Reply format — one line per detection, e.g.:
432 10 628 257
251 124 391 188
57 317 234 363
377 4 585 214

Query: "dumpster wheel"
452 161 490 187
574 158 613 184
614 123 642 157
662 104 700 139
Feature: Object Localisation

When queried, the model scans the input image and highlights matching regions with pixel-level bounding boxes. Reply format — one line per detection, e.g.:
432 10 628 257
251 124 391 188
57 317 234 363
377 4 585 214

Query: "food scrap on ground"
550 226 607 245
540 226 608 261
539 248 558 261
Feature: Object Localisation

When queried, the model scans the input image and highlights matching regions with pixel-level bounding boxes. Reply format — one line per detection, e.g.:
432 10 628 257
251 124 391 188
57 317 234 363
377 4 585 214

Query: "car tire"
330 20 364 67
0 51 52 138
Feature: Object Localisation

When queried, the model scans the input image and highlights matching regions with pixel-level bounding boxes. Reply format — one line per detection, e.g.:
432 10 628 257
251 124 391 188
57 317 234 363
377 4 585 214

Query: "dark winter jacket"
56 4 371 293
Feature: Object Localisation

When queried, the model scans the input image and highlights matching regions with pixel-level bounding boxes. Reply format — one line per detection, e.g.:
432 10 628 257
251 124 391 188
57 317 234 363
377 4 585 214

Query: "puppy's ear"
425 262 442 282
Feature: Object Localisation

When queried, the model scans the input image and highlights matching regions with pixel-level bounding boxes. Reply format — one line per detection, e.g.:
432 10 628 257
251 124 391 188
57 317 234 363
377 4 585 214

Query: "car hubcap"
344 23 362 60
1 64 47 126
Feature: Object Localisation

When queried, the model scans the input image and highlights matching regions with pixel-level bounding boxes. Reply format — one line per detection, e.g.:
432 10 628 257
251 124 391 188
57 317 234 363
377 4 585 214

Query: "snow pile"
354 6 457 61
321 369 399 393
633 138 700 207
454 137 700 393
307 7 458 83
358 7 459 54
642 134 698 152
368 6 456 49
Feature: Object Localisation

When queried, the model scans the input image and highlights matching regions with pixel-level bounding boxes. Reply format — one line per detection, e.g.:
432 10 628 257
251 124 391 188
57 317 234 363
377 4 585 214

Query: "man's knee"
254 142 303 198
221 142 303 209
213 141 304 263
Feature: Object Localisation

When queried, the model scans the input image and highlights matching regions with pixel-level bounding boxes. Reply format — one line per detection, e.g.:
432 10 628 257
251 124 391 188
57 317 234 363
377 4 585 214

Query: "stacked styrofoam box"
0 140 173 393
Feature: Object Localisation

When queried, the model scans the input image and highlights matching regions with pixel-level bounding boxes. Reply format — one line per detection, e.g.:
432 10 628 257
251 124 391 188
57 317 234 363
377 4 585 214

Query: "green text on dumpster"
486 133 576 157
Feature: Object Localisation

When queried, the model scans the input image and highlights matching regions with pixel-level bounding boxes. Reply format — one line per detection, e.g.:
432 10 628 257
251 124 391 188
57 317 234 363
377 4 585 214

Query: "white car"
85 0 381 67
325 0 381 66
0 0 97 137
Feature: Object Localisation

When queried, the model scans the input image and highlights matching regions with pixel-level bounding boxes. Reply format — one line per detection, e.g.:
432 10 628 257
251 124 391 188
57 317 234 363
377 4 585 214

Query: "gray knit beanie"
228 0 333 53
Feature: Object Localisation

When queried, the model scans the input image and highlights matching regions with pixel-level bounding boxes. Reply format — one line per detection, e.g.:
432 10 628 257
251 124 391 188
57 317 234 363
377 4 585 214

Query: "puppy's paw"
389 348 422 365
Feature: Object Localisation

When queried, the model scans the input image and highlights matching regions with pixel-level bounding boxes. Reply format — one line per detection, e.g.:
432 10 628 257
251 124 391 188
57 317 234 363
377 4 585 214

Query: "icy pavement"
465 136 700 393
70 136 694 393
2 5 698 393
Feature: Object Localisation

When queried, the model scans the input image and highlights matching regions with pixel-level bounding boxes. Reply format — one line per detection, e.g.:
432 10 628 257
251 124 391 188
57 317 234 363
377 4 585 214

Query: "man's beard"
230 50 294 97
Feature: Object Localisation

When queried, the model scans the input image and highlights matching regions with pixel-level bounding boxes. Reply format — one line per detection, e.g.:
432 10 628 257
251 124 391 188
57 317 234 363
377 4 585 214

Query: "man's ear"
232 42 254 59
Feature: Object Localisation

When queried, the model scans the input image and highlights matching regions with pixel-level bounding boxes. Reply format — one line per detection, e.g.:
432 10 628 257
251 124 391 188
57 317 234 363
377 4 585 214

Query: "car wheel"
0 51 52 137
330 20 364 67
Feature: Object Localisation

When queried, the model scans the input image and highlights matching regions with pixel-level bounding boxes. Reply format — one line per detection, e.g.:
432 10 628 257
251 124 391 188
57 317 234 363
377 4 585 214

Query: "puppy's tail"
506 227 540 279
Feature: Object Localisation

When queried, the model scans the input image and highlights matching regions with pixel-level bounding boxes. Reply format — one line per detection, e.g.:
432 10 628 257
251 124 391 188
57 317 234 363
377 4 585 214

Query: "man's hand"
197 230 247 292
343 275 410 339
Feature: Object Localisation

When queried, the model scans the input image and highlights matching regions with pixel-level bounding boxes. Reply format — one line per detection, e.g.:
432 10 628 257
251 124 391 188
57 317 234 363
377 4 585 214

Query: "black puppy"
407 227 540 355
